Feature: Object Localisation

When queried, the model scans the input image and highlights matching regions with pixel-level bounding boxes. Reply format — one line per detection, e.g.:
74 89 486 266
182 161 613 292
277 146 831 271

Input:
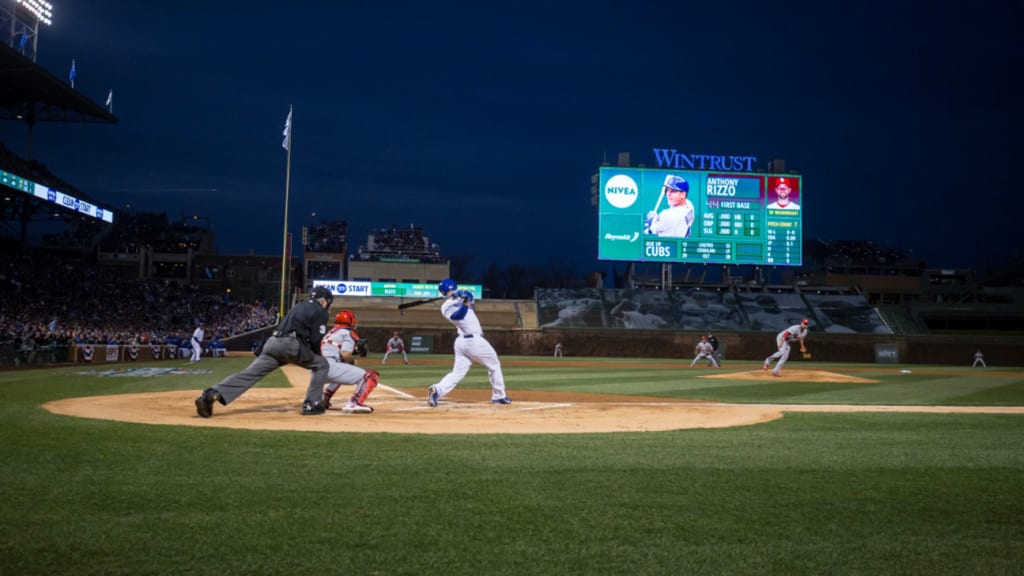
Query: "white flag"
282 109 292 151
105 89 113 110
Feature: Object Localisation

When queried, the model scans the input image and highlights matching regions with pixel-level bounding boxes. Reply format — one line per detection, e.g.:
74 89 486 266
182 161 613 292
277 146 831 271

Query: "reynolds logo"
605 232 639 242
603 174 639 209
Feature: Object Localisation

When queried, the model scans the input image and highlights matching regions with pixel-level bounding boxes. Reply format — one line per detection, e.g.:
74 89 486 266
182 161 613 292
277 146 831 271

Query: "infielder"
381 331 409 365
764 318 809 377
690 335 719 368
427 278 511 407
645 174 695 238
189 322 204 363
321 310 379 414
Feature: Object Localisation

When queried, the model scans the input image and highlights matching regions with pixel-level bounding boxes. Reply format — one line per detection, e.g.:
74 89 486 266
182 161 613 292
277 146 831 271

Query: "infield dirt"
43 364 1024 434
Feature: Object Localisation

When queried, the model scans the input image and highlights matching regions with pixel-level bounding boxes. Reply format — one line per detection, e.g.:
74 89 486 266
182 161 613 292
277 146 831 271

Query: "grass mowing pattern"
1 357 1023 575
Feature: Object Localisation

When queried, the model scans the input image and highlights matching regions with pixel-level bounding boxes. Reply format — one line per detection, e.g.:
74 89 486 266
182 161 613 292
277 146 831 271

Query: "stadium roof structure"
0 42 117 124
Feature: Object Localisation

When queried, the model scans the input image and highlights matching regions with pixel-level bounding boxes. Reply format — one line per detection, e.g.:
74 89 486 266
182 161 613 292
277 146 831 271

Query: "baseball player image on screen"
427 278 511 407
645 174 695 237
321 310 379 414
382 331 409 365
763 318 809 377
767 177 800 210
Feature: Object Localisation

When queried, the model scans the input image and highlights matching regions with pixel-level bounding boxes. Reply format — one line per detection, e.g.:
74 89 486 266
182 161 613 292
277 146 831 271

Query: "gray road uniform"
321 320 378 413
194 288 332 417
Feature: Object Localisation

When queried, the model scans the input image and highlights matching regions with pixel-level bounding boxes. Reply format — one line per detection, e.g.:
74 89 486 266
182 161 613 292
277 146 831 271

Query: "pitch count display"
598 167 802 266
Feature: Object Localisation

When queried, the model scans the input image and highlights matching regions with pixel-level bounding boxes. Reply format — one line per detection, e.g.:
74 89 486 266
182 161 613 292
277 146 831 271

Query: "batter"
427 278 511 407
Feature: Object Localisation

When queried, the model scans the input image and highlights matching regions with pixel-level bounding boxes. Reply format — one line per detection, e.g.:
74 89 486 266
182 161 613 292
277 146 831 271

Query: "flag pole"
279 105 293 321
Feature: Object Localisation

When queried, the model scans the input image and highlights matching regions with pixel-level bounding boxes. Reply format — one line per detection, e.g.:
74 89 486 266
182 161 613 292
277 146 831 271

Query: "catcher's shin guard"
351 370 379 405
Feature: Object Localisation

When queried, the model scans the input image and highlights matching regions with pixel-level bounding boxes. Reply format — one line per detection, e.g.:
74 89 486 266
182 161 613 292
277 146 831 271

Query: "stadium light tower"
2 0 53 62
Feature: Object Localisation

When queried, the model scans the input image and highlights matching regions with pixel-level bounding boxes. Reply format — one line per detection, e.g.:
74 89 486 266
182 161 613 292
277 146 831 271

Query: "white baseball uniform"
430 294 507 402
190 326 204 363
767 199 800 210
690 340 719 368
764 323 808 375
648 201 695 237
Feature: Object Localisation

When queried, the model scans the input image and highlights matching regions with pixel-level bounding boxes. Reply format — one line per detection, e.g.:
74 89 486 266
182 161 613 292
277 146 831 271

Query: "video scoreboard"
597 167 802 266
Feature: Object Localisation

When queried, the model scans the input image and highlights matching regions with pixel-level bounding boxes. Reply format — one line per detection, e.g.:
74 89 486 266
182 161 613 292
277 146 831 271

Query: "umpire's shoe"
195 388 219 418
301 400 327 416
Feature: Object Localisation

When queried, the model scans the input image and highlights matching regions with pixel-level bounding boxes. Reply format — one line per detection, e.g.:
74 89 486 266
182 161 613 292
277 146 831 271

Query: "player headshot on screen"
645 174 695 237
767 177 800 210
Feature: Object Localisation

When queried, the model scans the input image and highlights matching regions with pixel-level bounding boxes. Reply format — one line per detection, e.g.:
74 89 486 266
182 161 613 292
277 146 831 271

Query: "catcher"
381 331 409 365
321 310 379 414
763 318 809 377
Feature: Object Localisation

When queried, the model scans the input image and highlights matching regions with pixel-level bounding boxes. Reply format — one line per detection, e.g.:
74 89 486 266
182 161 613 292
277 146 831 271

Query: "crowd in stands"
0 248 278 350
304 219 348 254
354 224 443 262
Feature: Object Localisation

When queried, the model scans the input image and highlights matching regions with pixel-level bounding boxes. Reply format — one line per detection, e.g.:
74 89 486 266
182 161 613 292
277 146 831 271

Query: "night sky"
2 1 1020 275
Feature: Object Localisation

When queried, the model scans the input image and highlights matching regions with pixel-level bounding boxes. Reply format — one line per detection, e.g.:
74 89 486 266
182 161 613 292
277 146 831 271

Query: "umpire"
195 286 334 417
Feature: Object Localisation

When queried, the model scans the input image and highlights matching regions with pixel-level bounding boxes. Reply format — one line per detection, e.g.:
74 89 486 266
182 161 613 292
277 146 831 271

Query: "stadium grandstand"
1 8 1020 368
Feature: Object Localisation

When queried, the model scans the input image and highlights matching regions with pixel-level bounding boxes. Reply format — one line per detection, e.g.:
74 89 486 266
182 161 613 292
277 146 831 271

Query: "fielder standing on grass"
690 335 719 368
189 321 204 363
382 331 409 365
194 286 334 417
764 318 809 377
427 278 511 407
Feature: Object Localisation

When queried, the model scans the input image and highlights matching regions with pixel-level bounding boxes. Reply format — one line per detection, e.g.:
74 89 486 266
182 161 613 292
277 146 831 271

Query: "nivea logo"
604 175 639 209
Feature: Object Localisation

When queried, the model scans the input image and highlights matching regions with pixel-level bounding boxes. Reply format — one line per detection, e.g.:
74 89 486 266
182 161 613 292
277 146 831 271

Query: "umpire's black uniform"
200 289 331 415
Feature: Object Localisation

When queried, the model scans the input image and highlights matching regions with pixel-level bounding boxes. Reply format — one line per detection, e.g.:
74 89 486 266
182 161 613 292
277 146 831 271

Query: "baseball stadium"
2 4 1023 575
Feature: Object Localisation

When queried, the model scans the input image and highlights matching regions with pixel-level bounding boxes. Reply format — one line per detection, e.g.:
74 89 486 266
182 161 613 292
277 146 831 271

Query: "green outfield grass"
2 356 1023 575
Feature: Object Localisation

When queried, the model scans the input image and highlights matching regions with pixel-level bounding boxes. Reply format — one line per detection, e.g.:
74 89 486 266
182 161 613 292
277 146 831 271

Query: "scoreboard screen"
597 167 802 266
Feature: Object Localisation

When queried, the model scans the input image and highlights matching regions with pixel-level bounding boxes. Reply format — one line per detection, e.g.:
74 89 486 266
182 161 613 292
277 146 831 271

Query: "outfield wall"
344 327 1024 368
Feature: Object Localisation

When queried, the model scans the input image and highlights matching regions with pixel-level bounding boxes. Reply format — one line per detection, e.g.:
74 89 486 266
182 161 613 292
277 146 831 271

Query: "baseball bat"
644 174 674 233
397 296 444 311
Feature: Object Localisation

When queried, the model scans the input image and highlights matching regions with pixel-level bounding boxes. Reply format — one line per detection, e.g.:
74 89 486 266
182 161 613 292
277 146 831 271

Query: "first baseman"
764 319 809 376
427 278 511 407
690 335 719 368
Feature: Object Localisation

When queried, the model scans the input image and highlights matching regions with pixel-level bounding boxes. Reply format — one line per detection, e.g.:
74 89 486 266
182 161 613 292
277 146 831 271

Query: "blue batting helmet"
438 278 458 295
665 175 689 192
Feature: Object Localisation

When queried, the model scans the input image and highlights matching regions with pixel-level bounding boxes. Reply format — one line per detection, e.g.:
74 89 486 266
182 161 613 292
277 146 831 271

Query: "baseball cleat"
772 372 781 377
763 363 769 371
301 400 327 415
427 386 439 408
195 388 218 418
490 397 513 405
341 402 373 414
